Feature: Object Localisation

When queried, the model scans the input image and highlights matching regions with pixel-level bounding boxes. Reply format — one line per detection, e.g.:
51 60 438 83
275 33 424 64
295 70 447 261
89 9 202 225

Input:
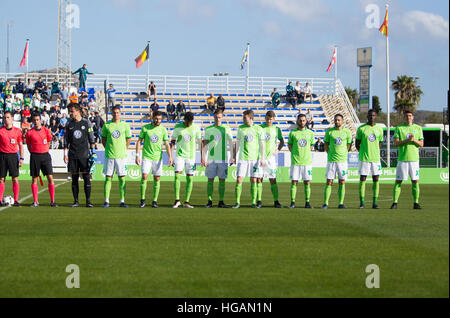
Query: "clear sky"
0 0 448 112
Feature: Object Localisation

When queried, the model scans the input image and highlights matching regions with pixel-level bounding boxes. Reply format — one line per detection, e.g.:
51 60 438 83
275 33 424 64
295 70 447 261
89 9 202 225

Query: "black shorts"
0 153 19 178
30 153 53 177
68 157 90 174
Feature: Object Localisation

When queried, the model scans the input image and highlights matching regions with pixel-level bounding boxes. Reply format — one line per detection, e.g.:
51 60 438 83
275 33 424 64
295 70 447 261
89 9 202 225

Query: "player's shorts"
103 158 127 177
174 157 196 175
358 161 382 176
262 155 278 179
325 162 348 181
68 157 90 174
205 162 228 179
142 159 163 176
290 165 312 181
237 160 262 178
30 152 53 177
396 161 420 181
0 152 19 178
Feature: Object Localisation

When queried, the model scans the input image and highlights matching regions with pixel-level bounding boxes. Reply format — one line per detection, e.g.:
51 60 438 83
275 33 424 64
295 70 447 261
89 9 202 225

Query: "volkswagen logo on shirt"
111 130 121 139
74 130 82 139
265 133 271 141
368 133 376 142
213 134 221 142
150 135 159 143
183 134 191 142
406 133 412 140
245 134 253 142
334 137 343 145
298 139 307 147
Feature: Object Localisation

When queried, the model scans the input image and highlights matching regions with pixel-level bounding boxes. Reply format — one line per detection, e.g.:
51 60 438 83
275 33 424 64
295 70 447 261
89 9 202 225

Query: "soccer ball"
3 196 14 206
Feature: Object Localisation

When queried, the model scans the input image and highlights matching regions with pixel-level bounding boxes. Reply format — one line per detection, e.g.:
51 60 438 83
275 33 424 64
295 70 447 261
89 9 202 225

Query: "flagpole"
246 42 250 93
26 39 29 84
334 45 338 94
385 4 391 168
146 41 150 90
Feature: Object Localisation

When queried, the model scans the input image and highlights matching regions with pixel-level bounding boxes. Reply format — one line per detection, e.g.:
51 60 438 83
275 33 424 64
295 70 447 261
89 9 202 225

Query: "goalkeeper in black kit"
64 103 96 207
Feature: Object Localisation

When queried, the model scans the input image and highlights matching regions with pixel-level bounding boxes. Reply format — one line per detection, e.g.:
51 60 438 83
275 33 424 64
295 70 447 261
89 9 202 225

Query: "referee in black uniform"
64 103 96 207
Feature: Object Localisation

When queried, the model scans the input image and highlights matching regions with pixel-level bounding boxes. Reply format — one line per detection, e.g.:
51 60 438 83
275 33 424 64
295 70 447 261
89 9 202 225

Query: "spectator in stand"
89 112 95 126
93 112 104 145
0 96 3 112
51 78 60 95
0 78 6 92
205 93 216 113
147 81 156 99
25 78 34 95
106 83 116 107
88 97 96 112
303 82 313 103
271 88 280 107
80 91 89 107
21 116 31 137
4 95 13 112
60 85 69 109
49 118 60 149
21 105 31 121
294 81 304 105
23 93 32 109
150 99 159 119
34 77 46 93
41 99 51 114
69 91 78 104
166 100 176 121
41 110 50 127
306 109 314 129
286 81 296 108
314 137 325 152
176 100 186 121
14 79 25 94
2 81 13 97
216 94 225 112
72 64 94 90
13 96 22 114
59 113 68 129
41 85 51 102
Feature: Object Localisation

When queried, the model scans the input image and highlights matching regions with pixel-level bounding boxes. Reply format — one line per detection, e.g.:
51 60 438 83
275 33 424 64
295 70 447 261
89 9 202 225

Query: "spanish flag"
379 8 388 36
135 43 149 68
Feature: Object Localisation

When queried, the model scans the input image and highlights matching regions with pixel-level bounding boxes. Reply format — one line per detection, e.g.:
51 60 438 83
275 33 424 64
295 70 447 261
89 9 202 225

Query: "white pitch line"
0 180 69 212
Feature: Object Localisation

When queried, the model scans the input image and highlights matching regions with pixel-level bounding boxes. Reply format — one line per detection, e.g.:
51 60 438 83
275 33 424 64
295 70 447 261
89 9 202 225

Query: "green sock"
304 183 311 203
338 183 345 205
257 182 263 201
140 178 147 200
185 175 193 202
207 181 214 201
118 176 126 202
174 173 181 201
290 183 297 202
270 183 279 201
104 177 112 201
219 180 226 201
393 183 401 203
235 183 242 204
359 180 366 205
153 180 160 202
373 181 379 205
251 182 257 205
324 184 332 205
412 182 420 204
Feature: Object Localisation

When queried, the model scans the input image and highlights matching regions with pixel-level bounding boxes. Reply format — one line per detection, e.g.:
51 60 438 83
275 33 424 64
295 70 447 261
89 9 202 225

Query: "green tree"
391 75 423 114
372 95 382 113
425 112 443 124
345 86 359 109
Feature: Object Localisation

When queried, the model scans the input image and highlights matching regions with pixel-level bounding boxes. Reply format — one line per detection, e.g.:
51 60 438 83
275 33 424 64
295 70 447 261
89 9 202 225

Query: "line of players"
0 104 423 209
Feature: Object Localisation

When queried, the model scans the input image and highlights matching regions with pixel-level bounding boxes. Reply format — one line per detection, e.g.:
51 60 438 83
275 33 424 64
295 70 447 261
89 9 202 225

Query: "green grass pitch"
0 180 448 297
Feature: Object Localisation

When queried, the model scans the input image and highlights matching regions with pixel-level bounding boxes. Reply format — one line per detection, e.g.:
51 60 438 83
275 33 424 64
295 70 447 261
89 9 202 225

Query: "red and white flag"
326 47 336 72
19 40 29 67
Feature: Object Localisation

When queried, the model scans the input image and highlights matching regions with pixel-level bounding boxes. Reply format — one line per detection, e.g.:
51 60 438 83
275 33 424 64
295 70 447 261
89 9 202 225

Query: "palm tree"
345 86 359 109
391 75 423 113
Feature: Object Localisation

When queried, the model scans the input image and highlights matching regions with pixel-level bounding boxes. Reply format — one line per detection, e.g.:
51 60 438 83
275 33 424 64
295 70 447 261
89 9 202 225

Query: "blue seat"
78 88 86 93
87 88 95 95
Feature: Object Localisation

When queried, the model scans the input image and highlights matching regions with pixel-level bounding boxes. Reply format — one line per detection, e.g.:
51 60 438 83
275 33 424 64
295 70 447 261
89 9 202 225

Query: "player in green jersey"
136 111 173 208
355 109 384 209
256 111 284 208
391 110 424 210
232 109 265 209
101 105 132 208
322 114 353 209
288 114 315 209
201 109 233 208
171 112 202 208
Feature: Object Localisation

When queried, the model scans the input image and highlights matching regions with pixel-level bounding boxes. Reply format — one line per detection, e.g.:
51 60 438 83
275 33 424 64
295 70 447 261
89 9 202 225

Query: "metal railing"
335 78 360 126
1 72 338 95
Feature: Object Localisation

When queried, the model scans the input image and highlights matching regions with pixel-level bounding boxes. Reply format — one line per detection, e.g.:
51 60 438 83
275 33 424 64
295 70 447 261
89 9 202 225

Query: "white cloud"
402 10 449 39
252 0 328 22
176 0 217 20
262 21 282 37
